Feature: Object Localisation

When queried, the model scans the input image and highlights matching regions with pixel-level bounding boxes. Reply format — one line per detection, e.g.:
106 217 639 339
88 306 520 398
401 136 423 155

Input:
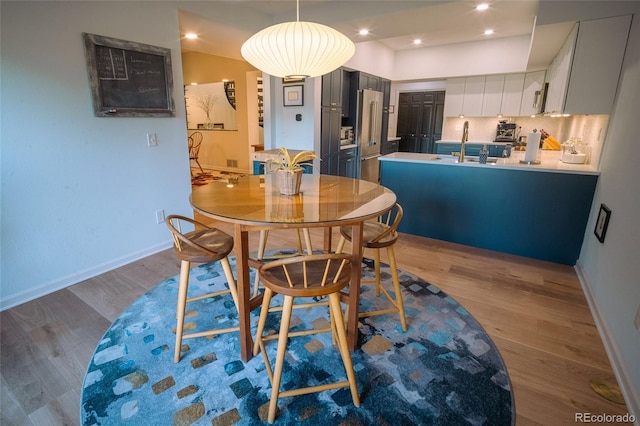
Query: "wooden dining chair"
165 215 239 362
188 132 209 178
253 253 360 423
336 203 407 331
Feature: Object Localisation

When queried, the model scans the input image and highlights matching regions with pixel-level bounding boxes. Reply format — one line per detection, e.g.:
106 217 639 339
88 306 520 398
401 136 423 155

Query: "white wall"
0 1 193 308
393 35 532 81
345 40 395 80
576 2 640 414
265 76 318 153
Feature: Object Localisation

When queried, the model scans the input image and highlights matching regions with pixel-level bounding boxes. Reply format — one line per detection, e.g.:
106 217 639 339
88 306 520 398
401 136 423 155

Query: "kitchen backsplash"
441 114 609 165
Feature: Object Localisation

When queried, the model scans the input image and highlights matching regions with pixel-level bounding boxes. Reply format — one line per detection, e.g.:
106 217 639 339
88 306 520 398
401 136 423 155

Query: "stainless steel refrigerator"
356 89 383 182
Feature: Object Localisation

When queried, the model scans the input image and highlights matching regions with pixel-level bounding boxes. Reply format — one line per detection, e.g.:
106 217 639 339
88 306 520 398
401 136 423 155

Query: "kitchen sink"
464 157 498 163
430 155 498 164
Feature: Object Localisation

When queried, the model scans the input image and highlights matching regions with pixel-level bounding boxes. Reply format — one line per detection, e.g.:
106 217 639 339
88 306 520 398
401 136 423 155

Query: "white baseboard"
574 260 639 424
0 241 173 311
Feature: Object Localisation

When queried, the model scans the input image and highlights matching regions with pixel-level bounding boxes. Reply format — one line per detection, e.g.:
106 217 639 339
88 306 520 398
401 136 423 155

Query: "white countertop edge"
379 152 600 175
436 140 512 145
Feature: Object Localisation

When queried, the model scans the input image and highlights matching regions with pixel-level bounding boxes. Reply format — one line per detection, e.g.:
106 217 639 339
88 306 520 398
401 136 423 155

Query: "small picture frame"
283 85 304 107
282 77 305 84
594 203 611 243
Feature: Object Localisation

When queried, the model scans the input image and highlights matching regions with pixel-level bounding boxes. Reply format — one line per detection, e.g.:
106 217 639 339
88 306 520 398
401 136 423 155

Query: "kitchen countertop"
435 140 510 145
252 149 306 162
379 150 599 175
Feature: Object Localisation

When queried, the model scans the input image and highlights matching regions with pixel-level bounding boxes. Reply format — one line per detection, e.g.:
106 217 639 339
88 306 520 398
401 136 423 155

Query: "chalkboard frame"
83 33 176 117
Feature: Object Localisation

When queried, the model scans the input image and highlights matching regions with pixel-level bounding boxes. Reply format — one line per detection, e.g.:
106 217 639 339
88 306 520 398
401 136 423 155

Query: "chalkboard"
83 33 175 117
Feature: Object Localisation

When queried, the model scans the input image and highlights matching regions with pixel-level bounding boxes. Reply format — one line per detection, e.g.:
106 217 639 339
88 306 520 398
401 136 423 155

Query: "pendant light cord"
296 0 300 22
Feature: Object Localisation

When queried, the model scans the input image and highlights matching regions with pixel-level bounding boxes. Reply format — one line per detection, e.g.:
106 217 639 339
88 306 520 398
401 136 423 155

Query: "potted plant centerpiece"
267 147 317 195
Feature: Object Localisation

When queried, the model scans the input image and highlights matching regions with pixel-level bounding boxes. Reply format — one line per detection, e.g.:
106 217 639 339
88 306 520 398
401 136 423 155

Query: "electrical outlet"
634 305 640 331
155 209 165 224
147 133 158 147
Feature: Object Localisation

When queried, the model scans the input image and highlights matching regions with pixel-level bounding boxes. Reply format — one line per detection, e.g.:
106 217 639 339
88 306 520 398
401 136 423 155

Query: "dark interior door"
396 91 445 154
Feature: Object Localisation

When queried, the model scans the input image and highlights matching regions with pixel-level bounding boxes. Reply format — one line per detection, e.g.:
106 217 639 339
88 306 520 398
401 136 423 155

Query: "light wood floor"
0 219 630 425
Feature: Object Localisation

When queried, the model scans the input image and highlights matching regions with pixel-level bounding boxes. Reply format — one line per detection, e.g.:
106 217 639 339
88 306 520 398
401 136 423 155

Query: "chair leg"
295 229 303 253
373 248 382 296
220 257 239 310
253 288 274 356
335 236 347 254
328 293 360 407
174 260 191 363
194 158 205 175
387 246 407 331
252 231 269 297
302 228 313 254
268 295 295 424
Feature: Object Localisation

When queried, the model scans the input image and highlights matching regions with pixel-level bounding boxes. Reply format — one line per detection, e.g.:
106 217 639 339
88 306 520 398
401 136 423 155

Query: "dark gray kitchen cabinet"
321 68 346 176
321 68 343 108
358 72 381 91
320 106 342 175
338 146 358 178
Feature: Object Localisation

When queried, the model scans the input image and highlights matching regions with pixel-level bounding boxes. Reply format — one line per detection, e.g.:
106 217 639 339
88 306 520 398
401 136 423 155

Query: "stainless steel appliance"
340 126 354 146
356 89 383 182
495 120 517 142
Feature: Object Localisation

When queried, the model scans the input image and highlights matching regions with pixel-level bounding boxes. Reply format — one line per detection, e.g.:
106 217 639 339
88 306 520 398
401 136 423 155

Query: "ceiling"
178 0 574 76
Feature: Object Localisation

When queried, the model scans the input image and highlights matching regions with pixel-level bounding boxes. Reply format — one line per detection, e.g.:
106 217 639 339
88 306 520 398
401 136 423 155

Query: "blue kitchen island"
379 151 599 265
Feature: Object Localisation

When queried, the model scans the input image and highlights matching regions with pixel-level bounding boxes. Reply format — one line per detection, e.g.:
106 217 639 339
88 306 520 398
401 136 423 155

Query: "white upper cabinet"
545 15 631 115
501 74 525 116
482 74 525 117
444 76 485 117
545 24 578 114
481 75 505 117
443 77 465 117
462 76 485 117
520 71 546 116
564 15 632 115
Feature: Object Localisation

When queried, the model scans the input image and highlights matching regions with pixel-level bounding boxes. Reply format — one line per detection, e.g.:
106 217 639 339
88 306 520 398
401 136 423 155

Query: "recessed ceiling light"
222 79 229 82
413 39 422 45
359 29 369 36
190 82 198 86
476 3 489 11
484 29 494 35
185 33 198 39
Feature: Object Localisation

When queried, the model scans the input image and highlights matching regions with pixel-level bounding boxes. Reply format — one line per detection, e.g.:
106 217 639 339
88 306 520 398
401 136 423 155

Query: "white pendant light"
241 0 355 78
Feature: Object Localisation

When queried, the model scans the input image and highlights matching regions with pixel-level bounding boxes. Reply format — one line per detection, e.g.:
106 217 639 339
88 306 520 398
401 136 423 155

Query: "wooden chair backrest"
370 203 403 244
260 253 352 290
188 132 203 159
165 214 230 260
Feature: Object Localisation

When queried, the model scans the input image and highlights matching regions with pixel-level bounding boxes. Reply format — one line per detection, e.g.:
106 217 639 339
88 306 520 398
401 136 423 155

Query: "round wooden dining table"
190 173 397 361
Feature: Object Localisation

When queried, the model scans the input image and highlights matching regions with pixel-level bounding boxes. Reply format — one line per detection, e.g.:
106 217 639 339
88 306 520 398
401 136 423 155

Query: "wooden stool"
336 203 407 331
165 215 239 363
253 253 360 424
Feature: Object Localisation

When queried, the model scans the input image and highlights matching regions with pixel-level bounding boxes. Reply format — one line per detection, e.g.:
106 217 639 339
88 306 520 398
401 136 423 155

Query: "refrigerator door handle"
369 101 379 146
361 153 381 161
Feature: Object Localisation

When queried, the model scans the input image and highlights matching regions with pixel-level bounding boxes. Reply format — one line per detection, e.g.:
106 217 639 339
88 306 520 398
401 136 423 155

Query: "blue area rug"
81 256 514 425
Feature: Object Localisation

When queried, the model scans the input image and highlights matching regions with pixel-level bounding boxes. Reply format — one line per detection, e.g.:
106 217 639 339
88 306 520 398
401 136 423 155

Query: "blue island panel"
380 161 598 265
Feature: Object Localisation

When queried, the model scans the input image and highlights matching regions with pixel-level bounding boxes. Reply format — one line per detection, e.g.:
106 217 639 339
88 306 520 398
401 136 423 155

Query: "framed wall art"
83 33 175 117
594 203 611 243
283 85 304 107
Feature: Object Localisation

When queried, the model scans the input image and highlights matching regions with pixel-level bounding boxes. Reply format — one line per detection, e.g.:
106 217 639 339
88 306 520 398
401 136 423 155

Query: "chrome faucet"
459 121 469 162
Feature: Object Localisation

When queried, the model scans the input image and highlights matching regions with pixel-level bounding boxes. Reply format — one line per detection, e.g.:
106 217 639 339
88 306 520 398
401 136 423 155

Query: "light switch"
147 133 158 147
